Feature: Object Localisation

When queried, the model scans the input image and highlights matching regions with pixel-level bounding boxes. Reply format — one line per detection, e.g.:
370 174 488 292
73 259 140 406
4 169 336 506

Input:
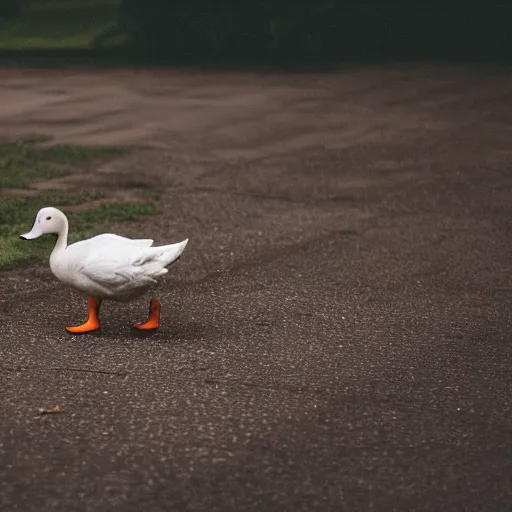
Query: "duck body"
50 233 187 302
21 207 188 333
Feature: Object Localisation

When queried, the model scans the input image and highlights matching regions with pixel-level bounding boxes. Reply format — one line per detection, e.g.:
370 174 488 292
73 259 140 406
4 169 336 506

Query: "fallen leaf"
39 404 62 415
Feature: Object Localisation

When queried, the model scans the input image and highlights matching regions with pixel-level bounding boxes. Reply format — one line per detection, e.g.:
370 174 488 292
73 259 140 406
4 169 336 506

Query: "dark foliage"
0 1 24 21
116 1 512 64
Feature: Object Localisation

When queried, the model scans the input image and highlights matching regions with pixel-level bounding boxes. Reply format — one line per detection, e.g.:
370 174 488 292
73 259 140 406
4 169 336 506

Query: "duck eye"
46 216 52 220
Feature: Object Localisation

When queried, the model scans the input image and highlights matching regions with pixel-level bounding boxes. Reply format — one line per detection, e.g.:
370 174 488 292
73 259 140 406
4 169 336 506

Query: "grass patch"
40 144 127 166
0 0 120 51
0 194 157 267
74 202 158 224
0 134 157 268
34 190 106 207
0 136 127 188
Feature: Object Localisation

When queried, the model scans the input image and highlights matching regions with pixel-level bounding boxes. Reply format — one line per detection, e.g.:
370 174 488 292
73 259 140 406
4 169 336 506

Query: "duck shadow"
58 320 210 342
55 300 214 342
125 319 212 342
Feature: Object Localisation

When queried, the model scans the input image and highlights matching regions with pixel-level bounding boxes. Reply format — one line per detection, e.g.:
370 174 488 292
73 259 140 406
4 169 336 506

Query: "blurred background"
0 1 511 66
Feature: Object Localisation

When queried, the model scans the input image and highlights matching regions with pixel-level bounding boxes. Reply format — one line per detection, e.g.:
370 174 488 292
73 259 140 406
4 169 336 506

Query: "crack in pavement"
1 365 128 377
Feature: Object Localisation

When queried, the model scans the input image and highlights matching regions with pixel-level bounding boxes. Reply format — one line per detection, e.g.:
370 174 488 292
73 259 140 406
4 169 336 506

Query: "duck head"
20 207 67 240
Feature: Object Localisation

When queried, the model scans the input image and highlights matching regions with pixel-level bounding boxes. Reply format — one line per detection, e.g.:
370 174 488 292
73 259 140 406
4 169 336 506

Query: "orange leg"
66 297 102 334
133 298 161 330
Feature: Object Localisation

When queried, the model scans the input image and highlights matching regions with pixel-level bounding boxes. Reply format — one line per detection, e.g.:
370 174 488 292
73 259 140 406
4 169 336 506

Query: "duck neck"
51 217 69 256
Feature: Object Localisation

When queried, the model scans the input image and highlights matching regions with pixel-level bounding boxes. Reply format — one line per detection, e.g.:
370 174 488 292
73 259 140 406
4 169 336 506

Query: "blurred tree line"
113 0 512 63
1 1 511 63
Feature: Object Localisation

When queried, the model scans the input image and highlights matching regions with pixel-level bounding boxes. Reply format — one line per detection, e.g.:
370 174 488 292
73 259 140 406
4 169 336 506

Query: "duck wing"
86 233 154 247
75 238 187 298
64 236 154 297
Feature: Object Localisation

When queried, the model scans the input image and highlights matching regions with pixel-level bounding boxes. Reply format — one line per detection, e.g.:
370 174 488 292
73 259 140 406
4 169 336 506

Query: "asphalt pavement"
0 64 511 511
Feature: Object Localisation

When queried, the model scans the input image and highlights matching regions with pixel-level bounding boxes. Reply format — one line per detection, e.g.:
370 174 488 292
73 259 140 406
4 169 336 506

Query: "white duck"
20 207 188 334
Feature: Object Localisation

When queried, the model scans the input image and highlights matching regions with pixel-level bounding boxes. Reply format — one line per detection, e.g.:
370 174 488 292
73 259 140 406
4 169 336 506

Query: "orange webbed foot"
133 298 161 330
66 297 102 335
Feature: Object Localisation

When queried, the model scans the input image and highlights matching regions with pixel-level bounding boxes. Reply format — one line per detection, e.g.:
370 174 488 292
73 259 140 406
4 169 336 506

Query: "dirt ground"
1 64 512 511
